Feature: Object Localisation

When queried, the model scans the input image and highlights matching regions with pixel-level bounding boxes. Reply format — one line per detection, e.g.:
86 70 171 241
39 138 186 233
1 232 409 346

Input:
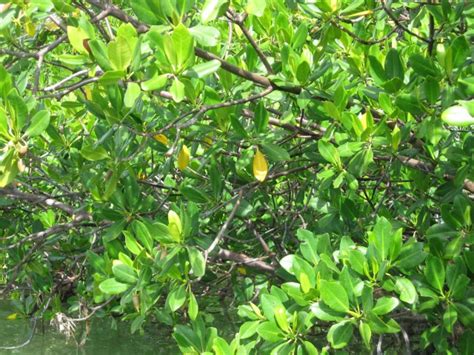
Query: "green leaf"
254 101 269 133
273 304 289 333
108 36 132 71
327 321 353 349
424 77 440 104
395 94 423 116
318 140 342 169
168 210 183 242
441 105 474 127
24 110 50 137
372 297 399 315
239 320 260 339
292 23 308 50
212 337 232 355
170 78 185 103
172 24 194 72
132 220 154 253
395 241 426 269
124 83 141 108
443 304 457 333
450 36 470 67
183 60 221 78
99 278 130 295
347 147 373 177
395 277 417 304
319 280 350 313
141 74 168 91
257 321 284 342
112 262 138 284
188 292 199 320
348 249 367 275
323 101 341 121
88 39 113 71
99 70 126 85
385 49 404 80
297 229 319 265
359 321 372 349
368 56 387 85
130 0 160 25
187 246 206 277
167 285 187 312
124 230 143 255
260 142 290 162
369 217 392 261
189 25 221 47
80 145 109 161
201 0 229 23
181 185 209 204
7 90 27 132
425 256 445 292
408 54 439 77
247 0 267 17
367 313 400 334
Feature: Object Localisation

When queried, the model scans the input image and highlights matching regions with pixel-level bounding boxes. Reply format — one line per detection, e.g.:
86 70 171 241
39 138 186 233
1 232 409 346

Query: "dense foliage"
1 0 474 353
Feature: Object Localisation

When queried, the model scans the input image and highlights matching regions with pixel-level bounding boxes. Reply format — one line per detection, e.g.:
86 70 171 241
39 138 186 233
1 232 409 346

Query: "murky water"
0 300 176 354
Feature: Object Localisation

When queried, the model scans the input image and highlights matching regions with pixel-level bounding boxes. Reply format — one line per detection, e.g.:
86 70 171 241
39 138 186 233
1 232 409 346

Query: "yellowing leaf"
154 134 168 146
67 26 89 54
237 266 247 275
359 112 367 131
330 0 340 12
84 86 92 100
203 136 213 147
253 148 268 182
25 19 35 37
6 313 17 320
347 10 373 18
177 145 190 171
168 210 182 242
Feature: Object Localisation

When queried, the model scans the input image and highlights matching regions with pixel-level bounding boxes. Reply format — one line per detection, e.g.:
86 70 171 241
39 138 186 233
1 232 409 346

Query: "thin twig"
381 0 430 43
205 190 244 260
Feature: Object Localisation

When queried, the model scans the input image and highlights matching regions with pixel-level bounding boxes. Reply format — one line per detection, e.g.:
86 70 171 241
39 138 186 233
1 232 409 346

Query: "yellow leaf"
347 10 373 18
6 313 17 320
237 266 247 275
153 134 168 146
84 86 92 100
177 145 190 171
25 19 35 37
359 112 367 131
253 148 268 182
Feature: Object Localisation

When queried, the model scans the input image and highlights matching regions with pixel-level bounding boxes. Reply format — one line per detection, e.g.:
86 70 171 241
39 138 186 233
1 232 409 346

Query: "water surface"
0 300 175 354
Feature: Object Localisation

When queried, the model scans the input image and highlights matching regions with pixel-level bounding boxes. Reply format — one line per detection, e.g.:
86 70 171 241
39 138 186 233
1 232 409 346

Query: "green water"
0 301 176 354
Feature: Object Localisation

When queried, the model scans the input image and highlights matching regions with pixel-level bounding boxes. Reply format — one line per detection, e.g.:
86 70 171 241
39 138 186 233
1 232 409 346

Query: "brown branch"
381 0 430 43
330 19 397 45
205 190 244 259
0 220 95 250
217 248 276 273
227 9 273 74
84 0 302 95
427 0 435 55
0 187 91 221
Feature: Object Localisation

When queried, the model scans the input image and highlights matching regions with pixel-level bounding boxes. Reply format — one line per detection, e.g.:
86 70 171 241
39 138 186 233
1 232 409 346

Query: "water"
0 300 176 354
